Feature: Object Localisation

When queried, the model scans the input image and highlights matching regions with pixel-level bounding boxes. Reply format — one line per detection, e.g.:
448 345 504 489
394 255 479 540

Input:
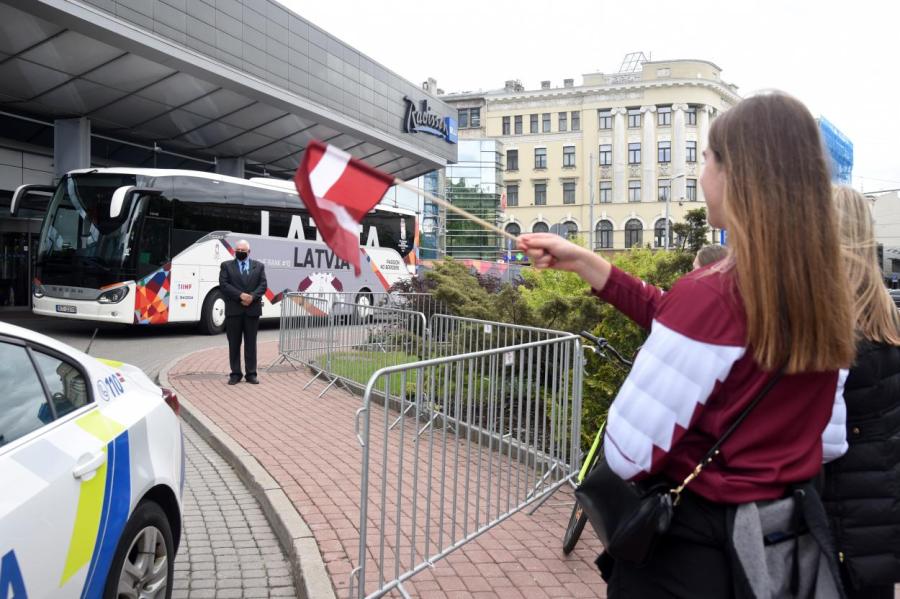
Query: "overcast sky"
279 0 899 192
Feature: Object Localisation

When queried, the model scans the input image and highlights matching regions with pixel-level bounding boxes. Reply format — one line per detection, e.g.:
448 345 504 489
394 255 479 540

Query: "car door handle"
72 450 107 480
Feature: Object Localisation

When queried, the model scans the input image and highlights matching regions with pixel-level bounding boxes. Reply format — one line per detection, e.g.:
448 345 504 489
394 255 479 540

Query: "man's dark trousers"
225 313 259 379
219 257 267 380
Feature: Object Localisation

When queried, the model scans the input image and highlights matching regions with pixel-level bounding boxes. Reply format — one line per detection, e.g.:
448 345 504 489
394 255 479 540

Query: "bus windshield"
37 173 141 283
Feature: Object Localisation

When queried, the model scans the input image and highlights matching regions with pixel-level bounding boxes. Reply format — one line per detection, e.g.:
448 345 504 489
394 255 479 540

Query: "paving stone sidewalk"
173 423 298 599
167 341 607 599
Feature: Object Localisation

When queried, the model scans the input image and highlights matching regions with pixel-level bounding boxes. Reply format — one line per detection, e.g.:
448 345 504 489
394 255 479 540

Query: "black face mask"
235 251 248 261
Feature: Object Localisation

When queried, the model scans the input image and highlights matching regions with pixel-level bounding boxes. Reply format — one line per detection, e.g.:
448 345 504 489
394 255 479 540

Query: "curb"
159 350 337 599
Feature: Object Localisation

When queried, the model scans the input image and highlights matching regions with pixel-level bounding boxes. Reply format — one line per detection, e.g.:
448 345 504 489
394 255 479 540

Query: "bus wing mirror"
110 186 161 218
10 184 55 217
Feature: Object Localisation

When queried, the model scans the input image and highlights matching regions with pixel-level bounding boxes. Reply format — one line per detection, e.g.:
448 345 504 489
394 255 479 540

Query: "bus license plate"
56 304 77 314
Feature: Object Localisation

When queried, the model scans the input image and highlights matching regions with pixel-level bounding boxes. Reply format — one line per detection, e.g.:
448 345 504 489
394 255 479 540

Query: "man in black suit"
219 239 267 385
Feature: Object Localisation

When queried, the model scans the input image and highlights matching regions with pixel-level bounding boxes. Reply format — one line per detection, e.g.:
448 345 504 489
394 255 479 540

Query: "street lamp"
665 173 686 250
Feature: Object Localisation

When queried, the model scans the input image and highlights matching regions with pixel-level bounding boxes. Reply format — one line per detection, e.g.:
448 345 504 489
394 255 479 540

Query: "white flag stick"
392 178 518 243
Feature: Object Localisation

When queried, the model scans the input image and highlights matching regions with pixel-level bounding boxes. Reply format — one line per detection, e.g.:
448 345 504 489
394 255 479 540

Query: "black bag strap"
670 368 785 503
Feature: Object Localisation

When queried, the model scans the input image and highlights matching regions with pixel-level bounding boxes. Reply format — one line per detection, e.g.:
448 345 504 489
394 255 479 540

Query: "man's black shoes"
228 376 241 385
245 375 259 385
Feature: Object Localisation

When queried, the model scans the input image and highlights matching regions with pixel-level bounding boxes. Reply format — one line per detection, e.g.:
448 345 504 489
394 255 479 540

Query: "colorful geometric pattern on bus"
265 289 286 304
133 264 171 325
407 222 420 269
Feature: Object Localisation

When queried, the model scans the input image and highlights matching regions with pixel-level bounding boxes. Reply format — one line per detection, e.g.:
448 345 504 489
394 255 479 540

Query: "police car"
0 322 183 598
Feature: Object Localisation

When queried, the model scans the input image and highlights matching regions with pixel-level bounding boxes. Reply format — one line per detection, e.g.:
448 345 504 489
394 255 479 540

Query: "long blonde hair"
707 92 856 372
833 185 900 345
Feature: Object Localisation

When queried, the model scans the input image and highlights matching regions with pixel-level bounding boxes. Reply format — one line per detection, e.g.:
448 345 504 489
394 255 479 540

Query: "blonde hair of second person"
833 185 900 345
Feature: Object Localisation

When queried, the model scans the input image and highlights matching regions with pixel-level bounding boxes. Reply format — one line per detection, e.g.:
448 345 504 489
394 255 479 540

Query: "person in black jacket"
824 186 900 599
219 239 268 385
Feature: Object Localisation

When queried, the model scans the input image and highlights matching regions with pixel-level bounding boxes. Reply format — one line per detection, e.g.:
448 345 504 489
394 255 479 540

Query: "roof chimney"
541 80 551 89
563 78 574 88
504 79 524 92
422 77 437 93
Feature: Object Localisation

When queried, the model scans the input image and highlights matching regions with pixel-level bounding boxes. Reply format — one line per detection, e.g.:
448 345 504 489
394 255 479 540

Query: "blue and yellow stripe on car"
59 410 132 599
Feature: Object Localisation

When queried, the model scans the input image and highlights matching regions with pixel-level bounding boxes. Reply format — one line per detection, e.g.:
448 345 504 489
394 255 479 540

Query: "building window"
559 112 567 132
505 222 521 237
534 148 547 169
506 149 518 171
562 220 578 239
571 111 580 131
625 219 643 248
470 108 480 127
686 106 697 126
458 109 468 129
563 145 576 167
686 178 697 201
507 184 518 207
514 115 523 135
530 113 538 133
532 221 549 233
542 113 551 132
563 182 576 204
596 220 613 249
598 110 612 129
658 141 671 163
628 180 641 202
628 108 641 128
599 144 612 166
628 142 641 165
657 106 672 126
686 141 697 163
599 181 612 203
502 116 510 135
654 218 671 248
658 178 671 202
535 183 547 205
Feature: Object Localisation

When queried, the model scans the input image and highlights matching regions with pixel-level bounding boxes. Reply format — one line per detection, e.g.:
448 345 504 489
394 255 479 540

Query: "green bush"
407 248 695 450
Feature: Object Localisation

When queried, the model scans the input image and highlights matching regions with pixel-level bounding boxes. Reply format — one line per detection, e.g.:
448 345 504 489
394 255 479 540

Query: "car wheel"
199 289 226 335
103 500 175 599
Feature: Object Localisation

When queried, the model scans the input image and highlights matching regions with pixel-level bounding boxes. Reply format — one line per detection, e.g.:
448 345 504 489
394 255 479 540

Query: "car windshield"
38 173 140 272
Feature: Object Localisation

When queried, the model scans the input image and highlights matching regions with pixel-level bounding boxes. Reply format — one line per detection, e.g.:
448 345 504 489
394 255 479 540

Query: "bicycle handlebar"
579 331 633 367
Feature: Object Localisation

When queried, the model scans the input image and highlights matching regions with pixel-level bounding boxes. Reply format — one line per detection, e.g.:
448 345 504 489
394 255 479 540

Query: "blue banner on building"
818 117 853 184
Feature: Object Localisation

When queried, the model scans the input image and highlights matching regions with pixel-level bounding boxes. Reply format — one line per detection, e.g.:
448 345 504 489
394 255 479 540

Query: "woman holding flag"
517 92 853 597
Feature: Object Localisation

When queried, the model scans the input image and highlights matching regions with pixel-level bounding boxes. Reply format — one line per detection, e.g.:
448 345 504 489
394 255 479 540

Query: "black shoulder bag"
575 370 784 564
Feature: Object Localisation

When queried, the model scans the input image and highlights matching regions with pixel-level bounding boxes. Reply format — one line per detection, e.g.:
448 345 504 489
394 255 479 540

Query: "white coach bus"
14 168 416 334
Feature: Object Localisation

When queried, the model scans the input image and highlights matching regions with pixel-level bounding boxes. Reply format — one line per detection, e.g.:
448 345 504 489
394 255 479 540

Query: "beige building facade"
442 59 741 251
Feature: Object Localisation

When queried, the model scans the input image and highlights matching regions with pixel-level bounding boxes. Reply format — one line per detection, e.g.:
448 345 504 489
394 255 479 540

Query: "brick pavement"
174 423 298 599
168 341 607 599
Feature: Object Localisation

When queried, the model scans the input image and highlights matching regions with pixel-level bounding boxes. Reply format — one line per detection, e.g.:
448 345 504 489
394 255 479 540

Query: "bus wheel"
355 289 374 322
200 290 226 335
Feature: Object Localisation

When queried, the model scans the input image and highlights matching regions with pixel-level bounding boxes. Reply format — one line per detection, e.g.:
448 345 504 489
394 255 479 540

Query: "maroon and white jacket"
596 264 848 504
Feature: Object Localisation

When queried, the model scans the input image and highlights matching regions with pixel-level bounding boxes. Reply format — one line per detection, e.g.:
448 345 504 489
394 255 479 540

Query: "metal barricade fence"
273 293 332 370
312 302 429 398
349 335 583 599
426 313 571 359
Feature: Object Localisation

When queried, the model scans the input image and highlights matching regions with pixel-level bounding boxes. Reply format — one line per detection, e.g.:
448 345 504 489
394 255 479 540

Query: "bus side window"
137 215 171 277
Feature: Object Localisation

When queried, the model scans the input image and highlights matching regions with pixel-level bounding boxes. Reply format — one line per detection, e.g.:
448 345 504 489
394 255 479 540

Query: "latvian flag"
293 140 395 275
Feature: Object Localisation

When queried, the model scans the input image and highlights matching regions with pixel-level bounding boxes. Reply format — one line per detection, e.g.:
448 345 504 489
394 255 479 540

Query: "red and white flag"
293 140 395 275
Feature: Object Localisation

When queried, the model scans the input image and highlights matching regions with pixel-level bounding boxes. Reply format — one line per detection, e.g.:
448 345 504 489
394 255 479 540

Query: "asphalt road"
0 311 281 380
0 310 296 598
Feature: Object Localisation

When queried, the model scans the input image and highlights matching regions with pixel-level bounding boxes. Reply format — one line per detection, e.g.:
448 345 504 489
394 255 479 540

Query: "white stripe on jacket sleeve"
603 320 745 480
821 369 849 463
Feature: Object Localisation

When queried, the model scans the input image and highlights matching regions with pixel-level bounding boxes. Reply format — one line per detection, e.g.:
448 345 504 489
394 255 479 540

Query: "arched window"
561 220 578 240
654 218 672 248
595 220 613 249
532 222 549 233
624 219 643 249
505 223 521 237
